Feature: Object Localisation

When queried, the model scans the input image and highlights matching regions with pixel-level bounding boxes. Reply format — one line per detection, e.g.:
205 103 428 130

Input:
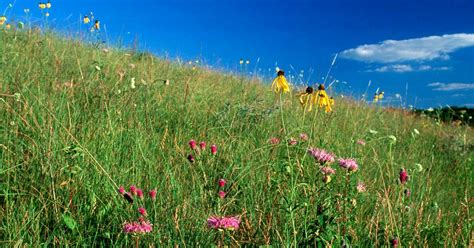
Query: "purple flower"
308 148 335 164
123 220 153 234
338 158 358 172
138 207 147 216
207 216 240 230
149 189 157 200
399 168 408 184
199 141 206 150
187 154 195 163
129 185 137 195
210 144 217 155
136 189 143 199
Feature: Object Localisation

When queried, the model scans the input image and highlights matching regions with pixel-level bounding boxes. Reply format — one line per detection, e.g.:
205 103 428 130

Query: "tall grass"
1 29 472 246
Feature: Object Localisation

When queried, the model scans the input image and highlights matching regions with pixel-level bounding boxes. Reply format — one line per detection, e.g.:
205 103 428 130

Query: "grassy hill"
1 29 472 246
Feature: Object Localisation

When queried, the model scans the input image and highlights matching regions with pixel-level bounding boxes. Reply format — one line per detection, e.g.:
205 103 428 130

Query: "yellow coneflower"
239 59 243 65
314 84 332 113
46 1 51 8
5 23 11 29
83 15 90 24
39 3 46 9
94 20 100 30
329 97 335 106
379 91 384 100
192 65 196 70
271 70 291 94
297 86 315 111
373 93 379 103
0 16 6 25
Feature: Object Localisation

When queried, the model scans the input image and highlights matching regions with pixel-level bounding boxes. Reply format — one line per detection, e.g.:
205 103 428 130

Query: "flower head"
129 185 137 195
320 166 336 175
136 189 144 199
39 3 46 9
218 179 226 188
299 133 309 141
199 141 206 150
308 148 335 164
218 191 226 199
357 182 367 193
123 220 153 234
269 137 280 145
0 16 6 26
118 186 125 194
338 158 359 172
356 139 366 146
210 144 217 155
83 15 90 24
390 237 399 247
207 216 240 231
189 139 196 149
138 207 147 216
288 138 297 146
187 154 195 163
149 189 157 200
399 168 408 184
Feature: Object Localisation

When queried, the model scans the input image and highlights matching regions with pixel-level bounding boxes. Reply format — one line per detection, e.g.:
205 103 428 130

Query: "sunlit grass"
1 29 472 246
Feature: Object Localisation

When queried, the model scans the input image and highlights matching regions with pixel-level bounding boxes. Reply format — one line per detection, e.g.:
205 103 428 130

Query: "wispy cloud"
428 82 474 91
341 33 474 63
367 64 451 73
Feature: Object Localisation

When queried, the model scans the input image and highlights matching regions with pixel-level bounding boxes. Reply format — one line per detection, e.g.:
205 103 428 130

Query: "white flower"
275 66 280 72
427 107 434 112
130 78 136 89
413 129 420 135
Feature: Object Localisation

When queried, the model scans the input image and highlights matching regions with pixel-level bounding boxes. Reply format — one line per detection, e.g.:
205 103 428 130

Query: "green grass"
1 29 472 247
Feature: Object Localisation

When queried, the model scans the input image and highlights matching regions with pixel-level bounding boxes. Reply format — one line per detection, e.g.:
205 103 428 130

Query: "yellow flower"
329 97 335 106
94 20 100 30
39 3 46 9
6 23 11 29
314 84 332 113
239 59 243 65
373 93 379 103
271 70 291 93
297 86 315 111
83 16 90 24
46 1 51 8
0 16 7 25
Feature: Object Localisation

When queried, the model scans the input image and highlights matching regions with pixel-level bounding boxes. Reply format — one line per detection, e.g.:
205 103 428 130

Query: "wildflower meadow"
0 2 473 247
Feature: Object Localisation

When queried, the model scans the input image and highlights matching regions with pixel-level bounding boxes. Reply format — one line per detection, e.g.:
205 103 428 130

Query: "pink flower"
136 189 143 199
149 189 157 200
288 138 297 146
123 220 153 234
118 186 125 194
390 237 399 247
357 140 366 146
399 169 408 184
299 133 309 141
207 216 240 230
218 191 226 199
189 139 197 149
210 144 217 155
308 148 335 164
269 137 280 145
218 179 226 188
320 166 336 175
338 158 358 172
187 154 195 163
357 182 367 193
129 185 137 195
404 189 411 197
138 207 147 216
199 141 206 150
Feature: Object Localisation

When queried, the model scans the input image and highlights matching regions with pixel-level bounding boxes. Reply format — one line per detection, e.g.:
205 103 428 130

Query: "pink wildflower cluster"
187 139 217 162
118 185 157 204
299 133 309 141
123 220 153 234
320 166 336 175
207 216 240 230
399 168 409 184
269 137 280 145
217 178 226 199
308 148 335 164
288 138 298 146
338 158 359 172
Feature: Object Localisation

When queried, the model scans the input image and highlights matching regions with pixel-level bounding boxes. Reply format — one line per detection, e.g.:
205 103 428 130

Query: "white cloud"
368 64 451 73
428 82 474 91
341 33 474 63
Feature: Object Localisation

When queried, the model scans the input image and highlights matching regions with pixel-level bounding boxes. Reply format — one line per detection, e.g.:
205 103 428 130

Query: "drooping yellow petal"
39 3 46 9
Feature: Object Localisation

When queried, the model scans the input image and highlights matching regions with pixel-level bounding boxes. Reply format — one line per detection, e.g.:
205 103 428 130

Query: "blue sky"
4 0 474 108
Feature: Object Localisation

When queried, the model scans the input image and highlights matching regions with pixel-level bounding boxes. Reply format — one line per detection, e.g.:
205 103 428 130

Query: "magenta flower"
357 182 367 193
320 166 336 175
189 139 197 149
118 186 125 194
136 189 144 199
338 158 359 172
269 137 280 145
149 189 157 200
308 148 335 164
399 168 408 184
218 179 226 188
357 139 366 146
123 220 153 234
199 141 206 150
207 216 240 230
288 138 298 146
390 237 399 247
187 154 195 163
210 144 217 155
130 185 137 195
299 133 309 141
218 191 226 199
138 207 147 216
